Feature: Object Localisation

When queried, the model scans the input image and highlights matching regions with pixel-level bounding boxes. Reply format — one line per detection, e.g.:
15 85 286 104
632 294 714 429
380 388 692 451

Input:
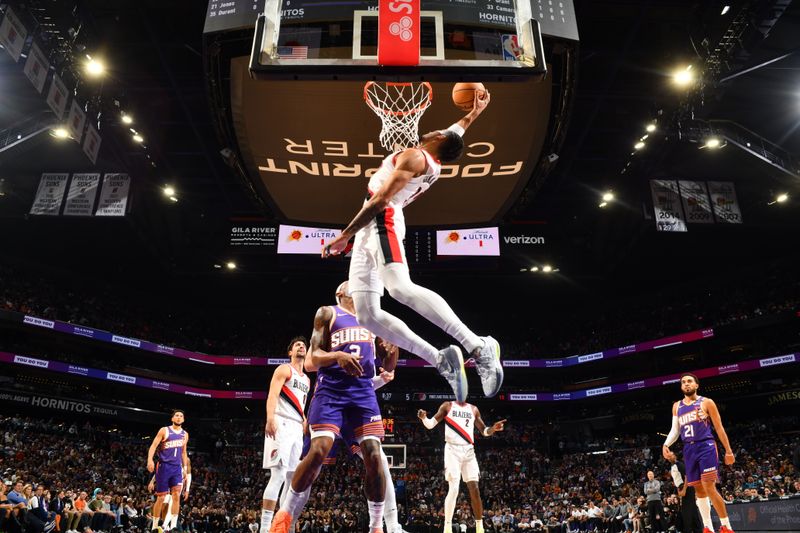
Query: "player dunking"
260 337 310 532
270 281 392 533
146 410 189 532
418 401 506 533
662 374 736 533
322 91 503 403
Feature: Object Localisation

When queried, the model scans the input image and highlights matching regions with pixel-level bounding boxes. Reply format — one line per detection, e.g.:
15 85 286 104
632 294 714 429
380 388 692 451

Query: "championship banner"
276 224 342 254
66 100 86 143
29 173 68 215
23 42 49 93
63 173 100 216
95 173 131 216
650 180 687 232
677 180 713 224
436 227 500 256
46 72 69 119
707 181 743 224
0 6 27 62
82 124 102 164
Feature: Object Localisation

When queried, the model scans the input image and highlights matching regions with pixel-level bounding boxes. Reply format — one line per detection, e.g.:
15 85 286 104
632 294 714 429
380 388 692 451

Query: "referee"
666 451 703 533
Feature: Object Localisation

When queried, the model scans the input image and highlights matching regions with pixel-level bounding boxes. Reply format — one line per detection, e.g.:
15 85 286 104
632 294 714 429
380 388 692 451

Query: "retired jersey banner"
436 227 500 256
95 173 131 216
30 173 68 215
23 43 49 93
378 0 420 66
82 124 102 164
66 100 86 143
0 6 27 63
277 225 342 254
64 173 100 216
46 73 69 119
707 181 743 224
650 180 687 232
678 181 713 224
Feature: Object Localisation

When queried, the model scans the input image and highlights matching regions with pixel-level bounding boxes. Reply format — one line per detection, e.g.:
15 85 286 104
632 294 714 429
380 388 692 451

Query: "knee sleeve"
263 465 287 501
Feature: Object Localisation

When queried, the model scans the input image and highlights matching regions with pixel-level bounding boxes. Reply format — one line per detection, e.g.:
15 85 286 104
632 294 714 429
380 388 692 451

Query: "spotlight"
226 261 237 270
634 141 645 150
51 127 70 139
645 123 656 133
85 57 106 77
640 134 649 141
701 137 724 149
599 202 608 208
121 114 133 125
163 186 175 197
132 134 144 143
776 193 788 203
530 266 539 272
602 192 614 202
542 265 553 273
169 196 178 203
672 66 695 87
721 5 730 15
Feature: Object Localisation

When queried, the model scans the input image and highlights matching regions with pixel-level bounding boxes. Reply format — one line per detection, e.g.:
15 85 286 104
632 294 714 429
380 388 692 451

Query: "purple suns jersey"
677 397 714 443
158 426 186 464
317 305 377 392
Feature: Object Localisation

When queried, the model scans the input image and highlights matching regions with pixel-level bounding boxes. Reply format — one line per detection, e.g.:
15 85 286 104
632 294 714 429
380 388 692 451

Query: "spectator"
644 471 665 533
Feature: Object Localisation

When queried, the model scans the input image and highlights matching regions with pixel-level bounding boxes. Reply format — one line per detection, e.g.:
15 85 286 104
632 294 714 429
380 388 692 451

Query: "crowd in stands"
3 412 797 533
2 260 798 361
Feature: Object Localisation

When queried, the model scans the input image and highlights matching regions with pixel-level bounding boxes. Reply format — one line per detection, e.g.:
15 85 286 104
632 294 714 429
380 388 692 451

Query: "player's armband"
446 124 465 137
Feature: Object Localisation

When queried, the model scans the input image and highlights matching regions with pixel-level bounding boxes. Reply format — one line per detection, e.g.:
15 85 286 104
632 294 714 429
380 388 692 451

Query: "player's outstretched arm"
147 428 165 472
451 91 491 135
265 364 291 438
322 150 426 257
418 401 450 429
307 305 363 376
376 337 399 372
474 406 506 437
704 398 734 465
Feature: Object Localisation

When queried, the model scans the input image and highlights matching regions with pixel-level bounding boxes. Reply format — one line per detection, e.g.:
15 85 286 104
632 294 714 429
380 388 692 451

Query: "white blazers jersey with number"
275 365 310 423
444 402 475 446
367 148 442 216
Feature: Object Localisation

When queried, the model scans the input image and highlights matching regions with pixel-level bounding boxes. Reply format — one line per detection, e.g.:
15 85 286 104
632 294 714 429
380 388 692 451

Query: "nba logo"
501 35 521 60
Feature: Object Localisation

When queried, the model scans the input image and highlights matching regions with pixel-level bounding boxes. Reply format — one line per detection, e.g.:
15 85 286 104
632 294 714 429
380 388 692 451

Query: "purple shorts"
684 439 719 486
307 386 384 443
155 462 183 495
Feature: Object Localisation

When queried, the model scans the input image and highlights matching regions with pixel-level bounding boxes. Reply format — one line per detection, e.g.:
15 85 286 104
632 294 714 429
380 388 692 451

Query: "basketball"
451 82 486 111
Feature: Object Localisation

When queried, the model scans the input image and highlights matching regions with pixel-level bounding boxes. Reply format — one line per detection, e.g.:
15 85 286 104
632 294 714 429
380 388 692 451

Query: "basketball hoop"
364 81 433 151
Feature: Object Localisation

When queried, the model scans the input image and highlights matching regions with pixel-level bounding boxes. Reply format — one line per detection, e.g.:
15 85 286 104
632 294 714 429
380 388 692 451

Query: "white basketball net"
364 82 433 151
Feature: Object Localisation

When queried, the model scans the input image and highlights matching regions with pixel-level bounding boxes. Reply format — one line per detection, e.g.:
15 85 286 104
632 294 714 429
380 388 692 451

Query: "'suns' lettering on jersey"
678 410 701 426
331 327 373 347
162 438 184 450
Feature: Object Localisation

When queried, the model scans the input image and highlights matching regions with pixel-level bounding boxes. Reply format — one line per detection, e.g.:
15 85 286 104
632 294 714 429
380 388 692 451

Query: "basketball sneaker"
702 528 715 533
269 510 292 533
720 527 735 533
436 345 468 402
472 336 503 397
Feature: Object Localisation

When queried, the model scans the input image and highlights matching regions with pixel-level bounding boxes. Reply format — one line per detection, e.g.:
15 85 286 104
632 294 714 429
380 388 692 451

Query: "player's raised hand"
470 90 491 116
322 234 350 258
265 418 278 438
378 367 395 383
417 409 427 420
492 419 507 433
334 350 363 376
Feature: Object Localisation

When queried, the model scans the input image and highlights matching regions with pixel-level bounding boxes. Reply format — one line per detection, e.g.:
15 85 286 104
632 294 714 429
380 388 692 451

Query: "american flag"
277 46 308 59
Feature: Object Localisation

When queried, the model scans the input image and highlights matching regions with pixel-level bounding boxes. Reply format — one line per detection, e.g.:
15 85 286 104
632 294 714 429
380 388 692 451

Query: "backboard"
249 0 546 80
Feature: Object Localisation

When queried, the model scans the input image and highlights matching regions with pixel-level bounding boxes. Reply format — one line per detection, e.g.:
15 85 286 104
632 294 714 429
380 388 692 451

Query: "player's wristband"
482 427 491 437
446 124 466 137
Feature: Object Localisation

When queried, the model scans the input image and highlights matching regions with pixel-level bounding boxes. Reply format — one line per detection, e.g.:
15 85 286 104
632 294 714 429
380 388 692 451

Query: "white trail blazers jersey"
444 402 475 446
275 365 310 423
366 149 442 210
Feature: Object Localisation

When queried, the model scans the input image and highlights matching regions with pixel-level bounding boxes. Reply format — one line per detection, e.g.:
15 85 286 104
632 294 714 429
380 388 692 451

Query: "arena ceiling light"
530 266 539 272
646 123 657 133
602 192 615 202
226 261 237 270
768 193 789 206
84 56 106 78
121 113 133 125
132 134 144 143
721 5 731 15
701 137 725 150
634 141 645 150
542 265 553 273
163 186 175 197
169 196 179 203
672 65 695 87
50 127 70 139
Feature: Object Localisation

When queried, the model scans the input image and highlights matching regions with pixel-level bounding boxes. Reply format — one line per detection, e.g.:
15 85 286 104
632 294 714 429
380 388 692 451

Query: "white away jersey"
275 365 310 423
444 402 475 445
366 149 441 209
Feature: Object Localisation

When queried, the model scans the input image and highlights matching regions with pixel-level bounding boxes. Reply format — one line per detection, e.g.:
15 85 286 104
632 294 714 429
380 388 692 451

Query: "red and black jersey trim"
367 190 404 264
280 385 304 419
445 416 474 445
